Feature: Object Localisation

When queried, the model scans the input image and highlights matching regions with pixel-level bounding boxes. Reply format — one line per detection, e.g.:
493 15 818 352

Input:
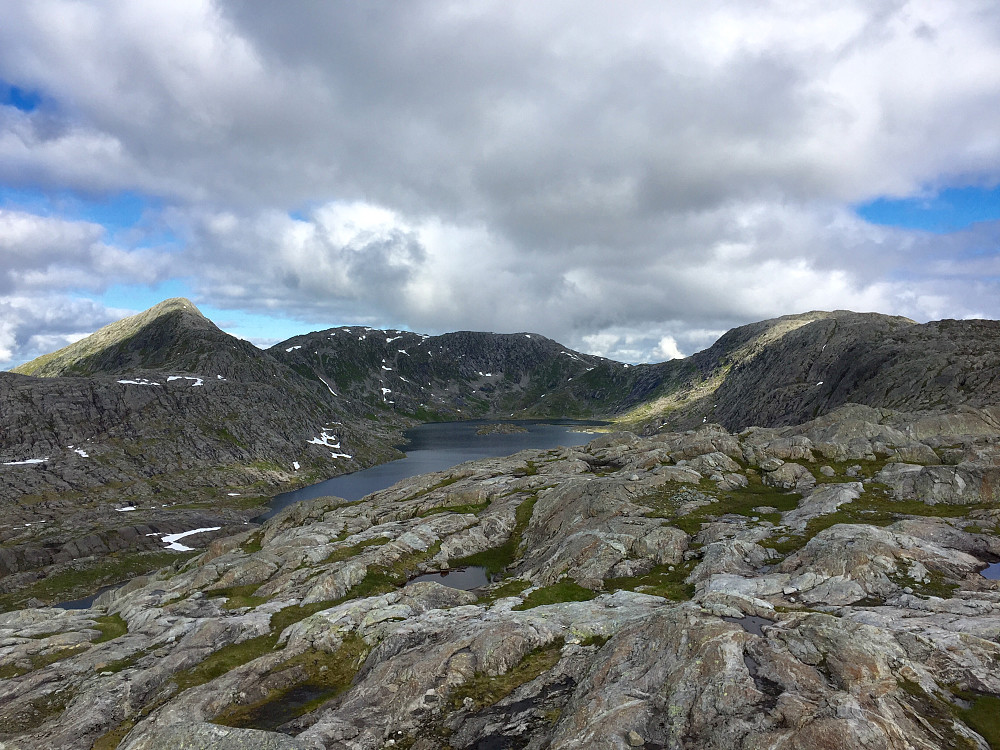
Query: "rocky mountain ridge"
0 404 998 748
4 301 1000 614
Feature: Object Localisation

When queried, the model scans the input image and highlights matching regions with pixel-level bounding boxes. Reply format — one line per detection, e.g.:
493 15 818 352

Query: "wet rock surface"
0 406 998 749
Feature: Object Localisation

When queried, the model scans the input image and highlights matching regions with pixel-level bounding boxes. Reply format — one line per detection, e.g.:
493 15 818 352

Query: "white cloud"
0 1 999 364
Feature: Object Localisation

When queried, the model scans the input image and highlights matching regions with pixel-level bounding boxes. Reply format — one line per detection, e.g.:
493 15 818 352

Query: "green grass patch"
398 474 463 503
240 532 263 554
514 460 538 477
447 638 564 712
641 476 801 535
956 693 1000 749
766 484 995 558
92 614 128 643
206 584 269 611
91 719 136 750
479 578 531 604
896 680 985 750
0 688 75 734
513 581 596 610
809 457 892 484
173 599 340 692
98 648 150 674
0 642 90 679
450 496 537 576
214 634 370 731
323 536 390 564
324 540 445 605
418 501 490 518
173 633 279 692
0 550 196 613
605 560 697 601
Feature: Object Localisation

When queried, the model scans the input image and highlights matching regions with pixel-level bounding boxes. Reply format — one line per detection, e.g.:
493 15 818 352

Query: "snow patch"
161 527 221 552
293 461 300 470
118 378 160 386
285 345 303 352
3 457 48 465
386 336 402 343
167 375 204 386
115 506 137 512
398 349 408 355
227 492 241 496
69 446 90 458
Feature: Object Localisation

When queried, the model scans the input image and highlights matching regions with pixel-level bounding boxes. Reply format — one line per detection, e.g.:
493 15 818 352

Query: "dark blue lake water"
260 419 601 520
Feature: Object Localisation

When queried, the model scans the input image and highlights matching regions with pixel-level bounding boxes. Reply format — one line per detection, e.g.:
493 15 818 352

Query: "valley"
1 300 1000 748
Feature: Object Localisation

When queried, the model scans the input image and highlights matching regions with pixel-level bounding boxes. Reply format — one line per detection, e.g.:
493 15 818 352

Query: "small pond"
407 566 491 590
981 562 1000 580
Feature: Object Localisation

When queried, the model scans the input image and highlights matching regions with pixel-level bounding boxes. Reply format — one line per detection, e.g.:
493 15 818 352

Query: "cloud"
0 209 170 293
0 294 130 367
1 1 1000 365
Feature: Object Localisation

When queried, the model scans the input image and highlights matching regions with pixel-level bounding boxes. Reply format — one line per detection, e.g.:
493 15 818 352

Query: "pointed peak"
12 297 223 377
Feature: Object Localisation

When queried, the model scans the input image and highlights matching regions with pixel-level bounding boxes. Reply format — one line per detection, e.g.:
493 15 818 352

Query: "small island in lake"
475 422 529 435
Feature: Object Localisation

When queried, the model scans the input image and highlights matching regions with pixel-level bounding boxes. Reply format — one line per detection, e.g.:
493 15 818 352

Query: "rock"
762 462 816 491
627 728 645 746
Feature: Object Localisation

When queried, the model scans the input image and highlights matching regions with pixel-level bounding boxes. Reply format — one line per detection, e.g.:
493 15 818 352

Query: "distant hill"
5 299 1000 596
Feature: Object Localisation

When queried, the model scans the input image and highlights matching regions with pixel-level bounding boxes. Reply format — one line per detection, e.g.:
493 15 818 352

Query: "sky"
1 0 999 368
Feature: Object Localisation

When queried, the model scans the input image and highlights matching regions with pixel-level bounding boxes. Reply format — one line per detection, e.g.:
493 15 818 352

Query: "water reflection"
260 419 601 520
407 566 491 590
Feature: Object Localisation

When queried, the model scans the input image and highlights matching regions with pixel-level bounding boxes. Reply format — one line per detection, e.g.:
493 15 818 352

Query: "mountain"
5 300 1000 611
627 311 1000 433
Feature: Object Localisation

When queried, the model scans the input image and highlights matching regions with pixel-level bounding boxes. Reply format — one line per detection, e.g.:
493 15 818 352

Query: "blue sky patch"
0 81 42 112
855 184 1000 233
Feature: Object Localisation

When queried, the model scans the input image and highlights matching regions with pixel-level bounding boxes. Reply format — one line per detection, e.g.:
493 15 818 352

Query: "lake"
259 419 602 520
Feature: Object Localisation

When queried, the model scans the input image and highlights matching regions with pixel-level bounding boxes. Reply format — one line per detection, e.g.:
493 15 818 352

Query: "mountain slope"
632 312 1000 433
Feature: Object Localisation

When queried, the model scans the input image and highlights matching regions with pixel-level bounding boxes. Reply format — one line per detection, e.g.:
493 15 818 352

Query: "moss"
605 560 697 601
956 693 1000 749
447 638 565 712
91 719 136 750
214 634 369 731
173 633 279 692
479 578 531 603
92 614 128 643
323 536 389 564
0 550 196 612
0 642 89 679
206 584 269 611
98 648 150 674
896 680 979 750
240 532 264 554
641 475 801 535
513 581 596 610
418 501 490 518
514 460 539 477
0 689 75 733
450 495 537 576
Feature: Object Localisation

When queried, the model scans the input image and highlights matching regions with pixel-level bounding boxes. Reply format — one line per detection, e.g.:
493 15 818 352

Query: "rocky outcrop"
1 408 998 749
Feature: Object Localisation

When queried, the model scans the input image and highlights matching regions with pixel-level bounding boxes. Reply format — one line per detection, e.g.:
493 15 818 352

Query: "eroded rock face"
1 408 999 750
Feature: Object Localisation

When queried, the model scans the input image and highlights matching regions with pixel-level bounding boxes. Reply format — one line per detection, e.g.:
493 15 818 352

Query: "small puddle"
56 583 126 610
981 562 1000 580
233 683 332 732
722 615 773 637
406 566 490 590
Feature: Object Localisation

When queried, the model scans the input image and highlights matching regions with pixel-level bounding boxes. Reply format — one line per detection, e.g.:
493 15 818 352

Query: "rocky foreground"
1 405 999 749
